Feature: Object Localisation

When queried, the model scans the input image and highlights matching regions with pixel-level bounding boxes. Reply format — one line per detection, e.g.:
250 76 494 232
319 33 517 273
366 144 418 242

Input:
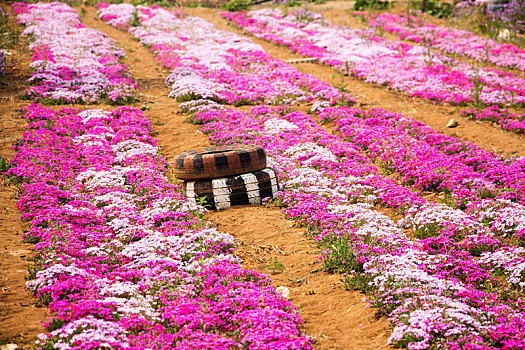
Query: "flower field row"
316 106 525 248
318 106 525 207
7 104 310 349
193 104 525 349
461 105 525 135
222 9 525 107
363 12 525 72
97 3 353 106
13 2 137 104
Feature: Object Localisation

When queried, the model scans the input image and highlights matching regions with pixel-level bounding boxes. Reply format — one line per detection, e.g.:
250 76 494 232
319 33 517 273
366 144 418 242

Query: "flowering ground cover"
192 104 525 349
222 9 525 107
7 2 525 348
316 105 525 246
461 105 525 135
13 2 137 104
97 3 353 107
363 13 525 72
317 106 525 206
7 104 310 349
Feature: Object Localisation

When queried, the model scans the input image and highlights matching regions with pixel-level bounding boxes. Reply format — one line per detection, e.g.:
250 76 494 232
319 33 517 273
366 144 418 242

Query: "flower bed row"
13 2 137 104
8 104 310 349
222 9 525 107
359 13 525 136
192 104 525 349
461 105 525 134
317 106 525 207
97 3 353 107
316 106 525 250
363 12 525 72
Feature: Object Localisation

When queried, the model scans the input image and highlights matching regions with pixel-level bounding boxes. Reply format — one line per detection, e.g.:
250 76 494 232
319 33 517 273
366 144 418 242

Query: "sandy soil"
0 4 49 346
207 206 392 349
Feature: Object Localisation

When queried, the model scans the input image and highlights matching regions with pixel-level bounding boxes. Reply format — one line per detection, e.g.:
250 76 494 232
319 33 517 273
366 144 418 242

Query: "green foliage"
353 0 389 11
0 156 12 174
130 9 141 27
131 0 178 6
185 114 206 125
321 235 363 274
195 196 209 207
266 258 285 273
0 8 19 50
262 196 288 208
220 0 252 12
27 264 42 280
342 272 376 294
46 317 69 332
412 222 443 239
427 1 452 18
415 0 453 18
1 155 25 185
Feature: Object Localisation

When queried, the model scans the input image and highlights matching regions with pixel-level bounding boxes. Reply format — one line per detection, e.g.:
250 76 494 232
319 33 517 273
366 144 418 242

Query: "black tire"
173 145 267 181
183 168 279 210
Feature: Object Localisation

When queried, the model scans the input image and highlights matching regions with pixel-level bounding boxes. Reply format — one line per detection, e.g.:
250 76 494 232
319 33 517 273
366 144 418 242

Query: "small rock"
446 119 459 128
1 344 19 350
194 130 203 135
276 286 290 299
497 28 511 41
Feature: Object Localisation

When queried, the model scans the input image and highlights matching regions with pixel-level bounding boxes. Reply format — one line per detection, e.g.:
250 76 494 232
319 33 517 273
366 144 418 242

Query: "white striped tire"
182 168 279 210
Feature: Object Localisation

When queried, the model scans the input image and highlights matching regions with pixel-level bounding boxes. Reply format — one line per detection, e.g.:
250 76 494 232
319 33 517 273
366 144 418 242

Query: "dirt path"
0 4 49 346
189 7 525 157
81 6 392 349
81 7 210 157
0 180 49 347
207 207 391 349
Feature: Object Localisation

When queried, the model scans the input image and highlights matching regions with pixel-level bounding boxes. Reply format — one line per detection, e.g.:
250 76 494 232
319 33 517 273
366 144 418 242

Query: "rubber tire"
173 145 266 181
183 168 279 210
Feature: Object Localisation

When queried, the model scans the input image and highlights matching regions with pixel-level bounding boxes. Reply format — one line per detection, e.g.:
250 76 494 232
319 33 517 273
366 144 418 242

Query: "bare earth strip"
207 207 392 349
0 4 48 345
81 6 392 350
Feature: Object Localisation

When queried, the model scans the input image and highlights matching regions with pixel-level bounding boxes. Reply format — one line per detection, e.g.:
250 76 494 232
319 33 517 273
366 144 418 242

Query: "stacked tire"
174 145 279 210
